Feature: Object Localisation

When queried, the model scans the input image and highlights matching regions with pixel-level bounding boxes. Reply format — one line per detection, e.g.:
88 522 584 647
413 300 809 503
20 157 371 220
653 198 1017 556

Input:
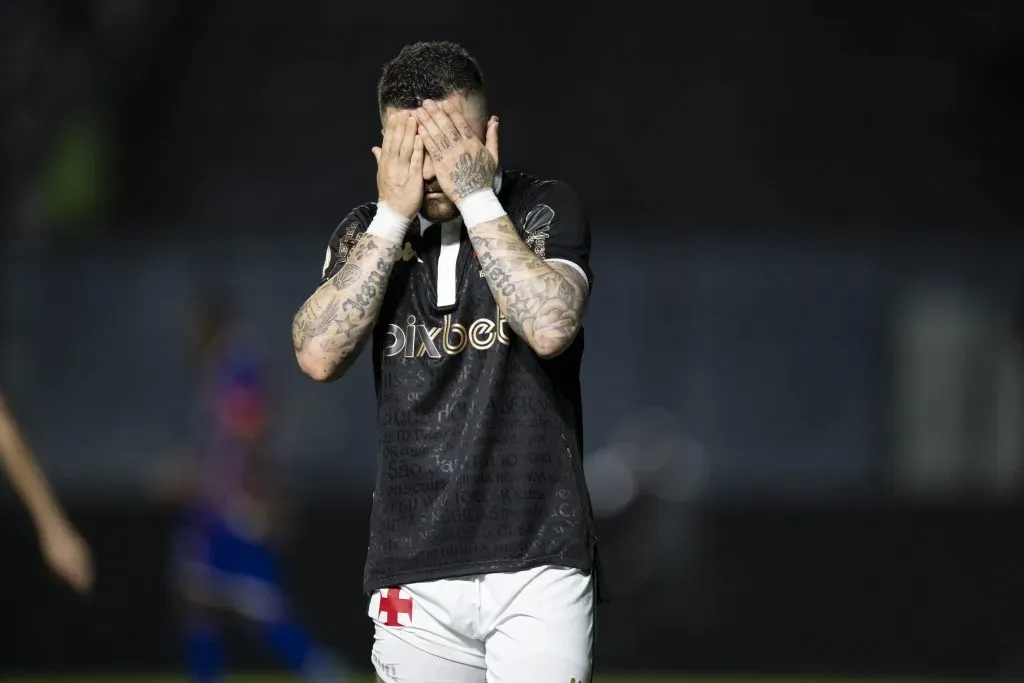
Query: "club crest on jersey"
384 307 510 358
522 203 555 257
398 241 419 263
335 222 362 261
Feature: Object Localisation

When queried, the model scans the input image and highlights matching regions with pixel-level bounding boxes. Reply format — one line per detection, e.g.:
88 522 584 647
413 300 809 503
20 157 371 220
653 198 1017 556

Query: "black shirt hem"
363 554 593 595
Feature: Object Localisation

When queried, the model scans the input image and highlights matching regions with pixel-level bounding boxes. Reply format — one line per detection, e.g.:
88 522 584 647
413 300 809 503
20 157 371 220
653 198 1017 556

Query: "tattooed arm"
468 217 589 358
292 232 403 381
413 98 593 360
415 98 592 359
294 111 424 381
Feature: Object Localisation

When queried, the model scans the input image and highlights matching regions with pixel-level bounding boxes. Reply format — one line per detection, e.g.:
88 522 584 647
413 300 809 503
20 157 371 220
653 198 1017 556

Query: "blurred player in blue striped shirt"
165 291 346 683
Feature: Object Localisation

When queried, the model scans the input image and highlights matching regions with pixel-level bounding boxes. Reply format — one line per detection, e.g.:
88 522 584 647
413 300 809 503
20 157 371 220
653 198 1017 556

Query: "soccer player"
292 41 599 683
0 393 93 593
168 293 346 683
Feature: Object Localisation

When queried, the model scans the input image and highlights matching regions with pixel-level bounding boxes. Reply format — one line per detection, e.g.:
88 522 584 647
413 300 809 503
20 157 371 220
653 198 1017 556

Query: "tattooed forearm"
332 262 362 290
467 217 589 358
292 235 402 380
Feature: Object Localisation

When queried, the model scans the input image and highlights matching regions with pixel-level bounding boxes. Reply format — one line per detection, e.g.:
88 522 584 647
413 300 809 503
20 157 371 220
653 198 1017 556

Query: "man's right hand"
372 112 424 218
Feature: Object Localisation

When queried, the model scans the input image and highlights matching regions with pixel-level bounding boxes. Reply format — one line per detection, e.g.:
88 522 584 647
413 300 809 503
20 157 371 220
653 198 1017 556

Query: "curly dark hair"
377 41 485 112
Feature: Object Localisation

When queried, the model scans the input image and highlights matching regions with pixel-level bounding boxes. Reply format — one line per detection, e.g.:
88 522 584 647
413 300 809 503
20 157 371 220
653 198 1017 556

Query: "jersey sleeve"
520 181 593 291
318 204 376 286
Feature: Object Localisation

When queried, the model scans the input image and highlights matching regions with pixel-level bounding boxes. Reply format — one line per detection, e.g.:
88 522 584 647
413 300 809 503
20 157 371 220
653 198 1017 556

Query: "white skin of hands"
371 112 426 218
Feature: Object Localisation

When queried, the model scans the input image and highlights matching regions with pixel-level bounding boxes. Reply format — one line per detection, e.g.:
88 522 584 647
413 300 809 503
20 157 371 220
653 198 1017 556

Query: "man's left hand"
416 99 500 204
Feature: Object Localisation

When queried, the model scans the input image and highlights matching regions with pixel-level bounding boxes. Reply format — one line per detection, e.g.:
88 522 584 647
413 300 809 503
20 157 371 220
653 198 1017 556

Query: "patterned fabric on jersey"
318 170 600 594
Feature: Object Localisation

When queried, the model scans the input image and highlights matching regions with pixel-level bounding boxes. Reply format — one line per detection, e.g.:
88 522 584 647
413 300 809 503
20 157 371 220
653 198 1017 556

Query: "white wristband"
366 202 413 243
458 190 507 228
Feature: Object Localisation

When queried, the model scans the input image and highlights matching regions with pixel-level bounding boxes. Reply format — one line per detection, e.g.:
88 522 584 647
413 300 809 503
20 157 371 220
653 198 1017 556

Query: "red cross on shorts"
377 588 413 627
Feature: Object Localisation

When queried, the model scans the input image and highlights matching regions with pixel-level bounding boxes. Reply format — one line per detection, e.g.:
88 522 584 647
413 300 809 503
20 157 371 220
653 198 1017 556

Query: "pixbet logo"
384 306 510 358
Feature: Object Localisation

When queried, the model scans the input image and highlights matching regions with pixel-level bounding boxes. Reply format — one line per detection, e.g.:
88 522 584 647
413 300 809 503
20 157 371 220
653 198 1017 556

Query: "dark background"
2 0 1024 678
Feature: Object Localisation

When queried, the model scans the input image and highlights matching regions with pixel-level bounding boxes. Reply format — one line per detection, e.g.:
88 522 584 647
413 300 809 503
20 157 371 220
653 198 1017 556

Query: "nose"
422 153 435 181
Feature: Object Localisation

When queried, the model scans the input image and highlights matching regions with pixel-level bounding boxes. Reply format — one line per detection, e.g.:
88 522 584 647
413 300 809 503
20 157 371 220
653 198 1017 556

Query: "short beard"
421 195 459 223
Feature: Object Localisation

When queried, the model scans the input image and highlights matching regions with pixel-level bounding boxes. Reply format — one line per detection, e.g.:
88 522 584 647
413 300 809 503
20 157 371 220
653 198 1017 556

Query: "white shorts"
368 565 594 683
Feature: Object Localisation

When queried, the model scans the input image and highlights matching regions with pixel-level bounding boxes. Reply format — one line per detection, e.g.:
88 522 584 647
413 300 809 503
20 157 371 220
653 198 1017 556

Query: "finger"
371 146 382 164
486 115 500 165
425 99 462 144
381 113 397 157
390 113 411 160
416 104 450 154
380 115 391 156
441 100 476 141
410 134 424 170
398 114 416 161
417 125 443 161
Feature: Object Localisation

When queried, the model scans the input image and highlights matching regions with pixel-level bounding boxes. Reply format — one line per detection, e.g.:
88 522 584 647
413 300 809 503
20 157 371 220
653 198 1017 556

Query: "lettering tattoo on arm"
292 235 403 379
467 216 589 359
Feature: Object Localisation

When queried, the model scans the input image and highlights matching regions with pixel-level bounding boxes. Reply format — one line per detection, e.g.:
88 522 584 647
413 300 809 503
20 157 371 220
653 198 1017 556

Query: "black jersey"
320 170 597 593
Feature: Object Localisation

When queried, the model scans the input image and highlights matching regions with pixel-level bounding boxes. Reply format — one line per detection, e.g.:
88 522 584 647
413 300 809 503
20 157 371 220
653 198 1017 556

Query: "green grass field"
0 676 976 683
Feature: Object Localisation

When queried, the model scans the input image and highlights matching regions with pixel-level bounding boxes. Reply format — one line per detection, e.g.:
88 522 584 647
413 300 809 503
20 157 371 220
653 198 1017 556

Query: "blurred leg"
182 607 223 683
221 531 347 682
175 518 225 683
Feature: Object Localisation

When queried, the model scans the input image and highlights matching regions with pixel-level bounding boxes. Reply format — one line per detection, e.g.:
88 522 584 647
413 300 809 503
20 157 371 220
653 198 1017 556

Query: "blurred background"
2 0 1024 680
